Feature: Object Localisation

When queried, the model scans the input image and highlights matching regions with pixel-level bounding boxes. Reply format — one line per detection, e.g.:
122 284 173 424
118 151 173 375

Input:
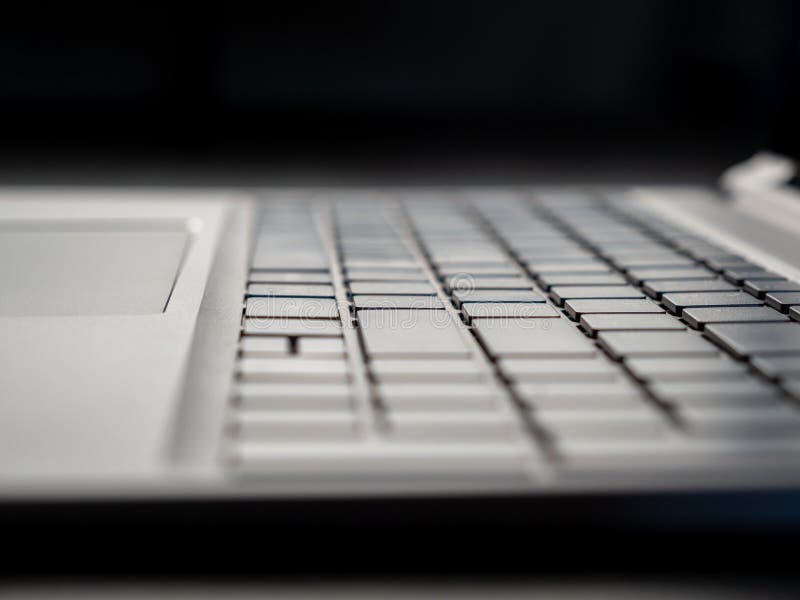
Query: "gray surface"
0 227 186 316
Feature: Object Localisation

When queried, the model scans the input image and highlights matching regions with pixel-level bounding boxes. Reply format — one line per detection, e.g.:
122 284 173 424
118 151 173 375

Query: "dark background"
0 1 798 181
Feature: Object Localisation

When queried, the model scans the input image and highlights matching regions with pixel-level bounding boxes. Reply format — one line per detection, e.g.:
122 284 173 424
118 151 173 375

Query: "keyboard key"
359 309 471 358
296 337 347 356
245 297 340 319
234 412 358 442
703 255 752 272
378 383 497 410
234 443 527 478
750 354 800 380
249 271 331 284
438 264 519 276
792 306 800 322
526 261 610 275
784 378 800 400
538 411 669 441
515 380 645 410
661 291 762 315
626 267 716 286
234 382 353 411
764 292 800 312
453 289 546 304
500 358 618 381
237 357 349 382
642 279 737 299
371 359 483 382
704 322 800 358
349 281 436 295
598 331 718 359
681 306 788 329
564 299 664 320
447 276 531 290
723 268 784 285
240 336 291 356
462 302 560 319
580 313 685 336
353 295 445 309
625 356 747 382
474 319 595 358
549 285 644 306
682 408 800 440
247 283 335 298
743 279 800 298
244 319 343 337
385 414 518 443
611 254 697 270
537 273 627 289
648 380 781 409
346 268 425 281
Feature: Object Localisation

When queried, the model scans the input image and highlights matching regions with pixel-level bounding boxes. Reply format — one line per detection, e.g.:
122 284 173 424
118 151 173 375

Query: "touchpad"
0 223 188 316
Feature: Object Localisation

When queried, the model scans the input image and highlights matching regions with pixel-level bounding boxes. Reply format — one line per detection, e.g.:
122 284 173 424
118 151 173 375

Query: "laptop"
1 4 800 540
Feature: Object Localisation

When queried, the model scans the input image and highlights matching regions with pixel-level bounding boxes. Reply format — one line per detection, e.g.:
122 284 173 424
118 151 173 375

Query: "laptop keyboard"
226 191 800 485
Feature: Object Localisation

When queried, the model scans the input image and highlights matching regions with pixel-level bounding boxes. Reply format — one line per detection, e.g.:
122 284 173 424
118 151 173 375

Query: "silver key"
681 306 788 329
240 336 290 356
234 382 352 411
249 271 332 284
234 412 358 442
598 331 718 359
349 281 436 295
295 337 347 356
474 319 595 358
462 302 560 319
564 298 664 320
649 380 782 409
371 359 484 382
453 289 546 304
704 322 800 358
661 291 762 315
764 292 800 312
359 309 471 358
244 318 343 337
537 273 627 290
378 383 497 410
538 411 669 441
247 283 335 298
500 358 619 382
515 381 645 410
624 356 748 382
237 357 349 382
550 285 644 306
626 267 716 286
245 297 340 319
385 414 518 443
447 276 531 291
580 313 685 336
642 279 737 299
750 355 800 380
353 295 445 309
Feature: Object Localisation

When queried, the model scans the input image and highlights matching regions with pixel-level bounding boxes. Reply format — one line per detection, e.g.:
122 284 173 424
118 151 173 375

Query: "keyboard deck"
224 190 800 489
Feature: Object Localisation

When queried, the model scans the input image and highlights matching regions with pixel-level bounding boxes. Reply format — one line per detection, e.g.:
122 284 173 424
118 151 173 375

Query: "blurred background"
0 1 797 184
